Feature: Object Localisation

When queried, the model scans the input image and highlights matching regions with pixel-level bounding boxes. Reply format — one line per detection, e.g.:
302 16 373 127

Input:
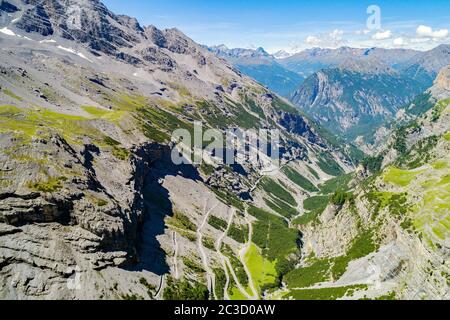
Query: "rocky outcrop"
15 3 54 36
0 1 19 13
0 131 172 298
430 64 450 99
140 47 177 71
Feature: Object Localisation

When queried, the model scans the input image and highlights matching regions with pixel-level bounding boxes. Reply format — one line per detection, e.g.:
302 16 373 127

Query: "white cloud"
330 29 344 39
410 37 431 43
393 37 406 46
304 29 347 48
355 29 371 36
416 25 448 38
372 30 392 40
306 35 321 45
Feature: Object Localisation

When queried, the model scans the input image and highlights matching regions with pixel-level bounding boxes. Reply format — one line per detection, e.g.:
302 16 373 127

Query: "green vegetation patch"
295 195 330 226
284 258 331 288
227 223 248 244
183 257 205 274
431 98 450 122
139 277 156 299
138 105 194 144
395 135 439 169
243 95 265 118
396 122 419 153
104 136 130 160
264 197 297 219
163 276 209 300
225 98 261 129
202 237 215 250
0 105 102 145
285 285 367 300
282 167 318 192
82 105 113 117
361 155 384 173
2 88 23 101
317 153 344 176
208 215 228 231
197 99 260 130
244 243 278 293
303 195 329 212
248 206 300 276
221 244 248 286
374 291 396 300
260 177 297 207
292 210 320 226
413 187 450 243
28 176 67 193
319 173 353 195
365 191 409 220
110 93 148 111
444 132 450 142
286 230 378 288
330 231 378 279
306 165 320 179
383 167 423 187
330 190 354 207
166 211 196 232
213 268 226 300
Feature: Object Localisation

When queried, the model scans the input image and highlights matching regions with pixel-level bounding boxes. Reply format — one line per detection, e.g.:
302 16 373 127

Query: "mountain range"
209 44 450 141
207 44 305 98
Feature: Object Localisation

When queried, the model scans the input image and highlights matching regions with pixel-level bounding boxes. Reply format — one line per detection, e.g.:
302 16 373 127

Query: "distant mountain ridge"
207 44 273 63
206 44 305 97
207 44 450 99
288 45 449 141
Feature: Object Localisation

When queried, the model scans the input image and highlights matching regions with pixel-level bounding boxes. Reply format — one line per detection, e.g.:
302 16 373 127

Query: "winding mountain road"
172 231 179 279
197 198 219 300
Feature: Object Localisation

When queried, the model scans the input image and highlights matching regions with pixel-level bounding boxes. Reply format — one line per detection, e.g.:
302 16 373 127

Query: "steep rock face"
15 2 54 36
0 130 173 299
291 68 427 139
0 132 144 252
0 1 19 13
13 0 140 54
431 64 450 99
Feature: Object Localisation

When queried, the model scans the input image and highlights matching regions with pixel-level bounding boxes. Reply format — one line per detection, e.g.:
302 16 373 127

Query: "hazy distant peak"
272 50 292 59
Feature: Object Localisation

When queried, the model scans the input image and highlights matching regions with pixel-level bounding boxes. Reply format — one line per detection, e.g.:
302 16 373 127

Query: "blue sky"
103 0 450 52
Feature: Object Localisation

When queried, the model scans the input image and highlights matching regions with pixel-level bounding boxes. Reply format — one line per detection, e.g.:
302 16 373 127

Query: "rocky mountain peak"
116 14 144 33
430 64 450 99
435 64 450 90
207 45 273 60
3 0 140 54
406 43 450 72
272 50 292 59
